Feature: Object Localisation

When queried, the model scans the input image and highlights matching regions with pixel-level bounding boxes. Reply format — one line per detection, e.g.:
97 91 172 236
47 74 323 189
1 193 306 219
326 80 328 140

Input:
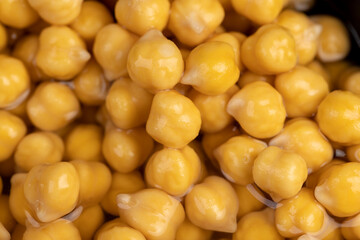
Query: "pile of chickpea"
1 0 360 239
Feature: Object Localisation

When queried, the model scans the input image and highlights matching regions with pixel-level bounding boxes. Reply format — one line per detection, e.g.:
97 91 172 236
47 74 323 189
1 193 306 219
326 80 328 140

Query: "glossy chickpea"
11 224 25 240
70 1 113 43
115 0 170 36
234 184 265 218
24 162 80 222
73 205 105 240
316 90 360 146
106 78 153 129
73 60 108 106
36 26 90 80
101 171 145 216
306 60 332 90
214 135 267 185
0 195 16 233
0 0 39 28
185 176 238 233
117 188 185 240
146 90 201 148
0 24 7 51
27 82 80 131
341 213 360 239
227 81 286 139
93 24 137 81
23 219 81 240
238 71 275 88
127 29 184 92
275 188 327 238
95 218 146 240
65 124 103 162
27 0 82 25
0 110 26 162
241 24 297 75
15 132 64 171
312 15 350 62
103 127 154 173
234 209 284 240
145 145 201 196
315 162 360 217
0 55 30 109
275 66 329 117
0 223 10 240
181 41 239 95
188 86 238 133
231 0 284 25
253 146 308 201
168 0 224 46
176 218 213 240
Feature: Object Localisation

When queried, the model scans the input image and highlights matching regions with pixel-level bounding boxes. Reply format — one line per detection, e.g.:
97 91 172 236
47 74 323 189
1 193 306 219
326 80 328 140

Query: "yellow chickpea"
36 26 90 80
95 218 146 240
312 15 350 62
0 110 26 162
65 124 103 162
0 222 10 240
11 224 25 240
185 176 238 233
73 60 108 106
0 55 30 109
233 208 284 240
341 213 360 239
168 0 224 46
270 118 333 173
241 24 297 75
0 23 6 51
276 10 322 65
275 188 327 238
115 0 170 36
27 0 83 25
14 132 64 172
117 188 185 240
0 195 16 233
238 71 275 88
102 127 154 173
145 145 201 197
316 90 360 146
234 184 265 218
70 1 113 43
0 0 39 28
253 146 308 201
93 24 138 81
23 219 81 240
214 135 267 185
324 60 351 88
188 86 238 133
106 78 153 129
315 162 360 217
337 67 360 95
101 171 145 216
181 41 239 95
306 60 332 90
127 29 184 92
27 82 80 131
231 0 284 25
176 218 213 240
73 204 105 240
24 162 80 222
227 81 286 139
146 90 201 148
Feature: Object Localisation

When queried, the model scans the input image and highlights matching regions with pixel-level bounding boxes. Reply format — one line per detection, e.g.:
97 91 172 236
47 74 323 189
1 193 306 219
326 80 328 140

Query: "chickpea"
36 26 90 80
253 146 308 201
73 205 105 240
306 60 332 90
341 213 360 239
106 78 153 129
117 188 185 240
0 223 10 240
337 67 360 95
227 81 286 139
234 184 265 218
93 24 138 81
0 23 6 52
0 0 39 29
14 131 64 172
146 90 201 148
115 0 170 36
238 71 275 88
0 195 16 233
176 218 213 240
95 218 146 240
26 82 80 131
214 135 267 185
27 0 83 25
168 0 224 46
185 176 238 233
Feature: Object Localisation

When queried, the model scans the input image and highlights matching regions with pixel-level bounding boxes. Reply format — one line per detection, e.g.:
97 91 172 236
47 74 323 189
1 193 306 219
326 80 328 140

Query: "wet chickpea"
234 184 265 218
0 24 7 51
117 188 185 240
73 204 105 240
15 131 64 172
106 78 153 129
93 24 138 81
95 218 146 240
168 0 224 46
176 218 213 240
306 60 332 90
227 81 286 139
115 0 170 36
36 26 90 80
238 71 275 88
0 195 16 233
26 82 80 131
0 0 39 29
